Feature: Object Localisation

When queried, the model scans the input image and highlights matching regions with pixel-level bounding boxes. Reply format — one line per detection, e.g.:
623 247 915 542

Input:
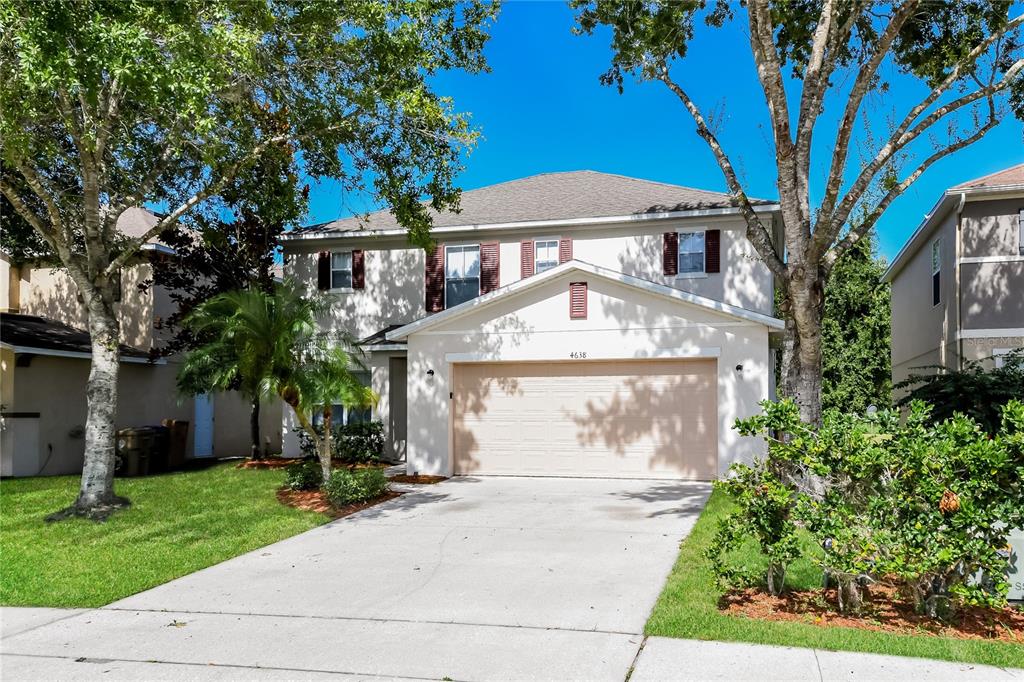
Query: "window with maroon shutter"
569 282 587 319
558 236 573 263
705 230 721 273
352 250 365 289
662 233 678 276
520 240 535 278
480 242 500 294
317 251 331 290
424 245 445 313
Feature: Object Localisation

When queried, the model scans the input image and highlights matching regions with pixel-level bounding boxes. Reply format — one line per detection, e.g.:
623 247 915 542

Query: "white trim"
675 272 708 280
280 204 781 242
385 259 784 341
364 343 408 352
958 255 1024 265
957 328 1024 339
419 321 756 336
445 347 721 364
0 343 165 364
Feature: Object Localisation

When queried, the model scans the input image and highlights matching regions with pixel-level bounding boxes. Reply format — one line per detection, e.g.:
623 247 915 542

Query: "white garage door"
452 359 718 479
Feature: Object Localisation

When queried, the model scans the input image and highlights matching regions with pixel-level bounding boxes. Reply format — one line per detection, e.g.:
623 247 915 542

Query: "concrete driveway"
1 476 710 681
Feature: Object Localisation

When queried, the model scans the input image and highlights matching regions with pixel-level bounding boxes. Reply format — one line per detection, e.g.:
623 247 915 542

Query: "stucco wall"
890 209 959 379
960 197 1024 258
403 270 771 478
283 215 776 341
20 262 155 350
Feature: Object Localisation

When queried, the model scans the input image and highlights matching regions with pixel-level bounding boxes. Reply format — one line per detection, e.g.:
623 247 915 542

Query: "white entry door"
193 393 214 457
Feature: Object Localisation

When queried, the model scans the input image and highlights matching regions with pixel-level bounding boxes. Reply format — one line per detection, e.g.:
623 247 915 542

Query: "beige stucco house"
885 164 1024 392
0 208 282 477
281 171 784 479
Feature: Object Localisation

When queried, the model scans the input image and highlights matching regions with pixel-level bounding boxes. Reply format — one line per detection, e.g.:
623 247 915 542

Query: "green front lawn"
1 463 329 607
647 489 1024 669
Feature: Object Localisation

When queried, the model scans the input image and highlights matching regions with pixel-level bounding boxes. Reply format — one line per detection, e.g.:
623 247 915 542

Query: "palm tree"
179 281 375 477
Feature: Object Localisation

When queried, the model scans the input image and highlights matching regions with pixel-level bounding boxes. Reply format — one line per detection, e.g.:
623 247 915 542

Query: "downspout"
954 192 966 370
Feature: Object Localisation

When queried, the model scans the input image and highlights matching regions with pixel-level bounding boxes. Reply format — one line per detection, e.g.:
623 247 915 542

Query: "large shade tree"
0 0 496 517
574 0 1024 423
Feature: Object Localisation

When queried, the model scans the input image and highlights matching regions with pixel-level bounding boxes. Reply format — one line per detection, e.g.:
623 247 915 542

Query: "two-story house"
281 171 784 480
885 164 1024 391
0 207 282 476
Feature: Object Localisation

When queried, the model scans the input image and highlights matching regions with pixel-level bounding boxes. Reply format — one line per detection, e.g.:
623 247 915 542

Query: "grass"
1 463 330 607
646 489 1024 669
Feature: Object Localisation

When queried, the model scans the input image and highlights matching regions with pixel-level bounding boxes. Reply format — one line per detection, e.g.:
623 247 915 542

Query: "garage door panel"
453 359 717 480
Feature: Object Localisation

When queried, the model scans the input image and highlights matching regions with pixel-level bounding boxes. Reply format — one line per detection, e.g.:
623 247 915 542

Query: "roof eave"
282 203 781 243
385 259 784 341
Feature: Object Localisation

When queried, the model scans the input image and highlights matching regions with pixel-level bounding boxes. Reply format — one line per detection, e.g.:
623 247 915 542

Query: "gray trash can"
116 427 156 477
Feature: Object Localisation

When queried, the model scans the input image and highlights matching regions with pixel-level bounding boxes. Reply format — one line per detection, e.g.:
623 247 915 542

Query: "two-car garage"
452 359 719 479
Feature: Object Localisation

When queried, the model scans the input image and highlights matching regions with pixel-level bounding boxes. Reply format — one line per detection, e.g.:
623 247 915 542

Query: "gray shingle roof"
296 171 774 235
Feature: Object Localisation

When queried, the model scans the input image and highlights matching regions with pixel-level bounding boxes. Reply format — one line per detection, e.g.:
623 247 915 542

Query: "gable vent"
569 281 587 320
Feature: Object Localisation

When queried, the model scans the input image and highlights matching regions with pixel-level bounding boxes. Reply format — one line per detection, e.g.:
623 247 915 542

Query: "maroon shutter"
317 251 331 290
425 245 445 313
569 282 587 319
558 236 573 264
520 240 535 278
662 233 678 276
705 230 720 273
480 242 500 294
351 250 365 289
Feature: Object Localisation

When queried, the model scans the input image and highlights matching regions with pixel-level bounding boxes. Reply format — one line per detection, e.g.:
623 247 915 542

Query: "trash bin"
147 425 170 473
162 419 189 470
116 427 155 477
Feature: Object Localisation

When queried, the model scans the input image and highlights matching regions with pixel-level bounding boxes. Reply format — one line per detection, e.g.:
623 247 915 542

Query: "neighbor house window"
445 244 480 309
931 238 941 306
534 239 559 273
678 231 706 275
331 251 352 289
1018 209 1023 255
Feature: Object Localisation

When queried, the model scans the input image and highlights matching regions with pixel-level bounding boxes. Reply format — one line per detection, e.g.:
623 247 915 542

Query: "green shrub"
297 420 386 464
323 467 388 506
717 399 1024 619
283 459 323 491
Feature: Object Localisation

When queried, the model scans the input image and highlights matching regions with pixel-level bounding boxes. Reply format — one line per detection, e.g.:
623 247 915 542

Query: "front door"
193 393 214 457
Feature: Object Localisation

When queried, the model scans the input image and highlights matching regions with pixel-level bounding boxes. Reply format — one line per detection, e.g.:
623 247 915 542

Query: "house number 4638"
569 351 588 359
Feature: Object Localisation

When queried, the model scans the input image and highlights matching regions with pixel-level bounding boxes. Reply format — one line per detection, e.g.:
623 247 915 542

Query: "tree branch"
657 69 787 279
816 0 920 231
825 107 1000 269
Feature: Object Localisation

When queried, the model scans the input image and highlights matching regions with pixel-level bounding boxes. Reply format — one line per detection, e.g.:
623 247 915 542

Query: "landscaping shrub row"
296 420 386 464
284 458 389 507
711 399 1024 620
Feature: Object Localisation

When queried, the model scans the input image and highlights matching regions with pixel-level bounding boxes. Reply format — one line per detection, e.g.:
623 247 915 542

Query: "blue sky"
307 1 1024 263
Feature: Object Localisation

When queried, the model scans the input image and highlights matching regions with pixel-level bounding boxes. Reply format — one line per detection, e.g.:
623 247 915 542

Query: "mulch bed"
720 583 1024 643
388 474 447 484
238 457 387 471
275 488 402 519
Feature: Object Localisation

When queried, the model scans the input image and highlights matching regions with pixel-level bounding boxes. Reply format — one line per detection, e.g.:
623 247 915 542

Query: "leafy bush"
895 349 1024 434
297 420 386 464
715 399 1024 618
323 467 388 506
283 459 323 491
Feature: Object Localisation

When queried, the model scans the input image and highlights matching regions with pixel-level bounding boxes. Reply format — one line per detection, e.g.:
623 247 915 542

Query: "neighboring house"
281 171 785 479
884 163 1024 393
0 208 282 477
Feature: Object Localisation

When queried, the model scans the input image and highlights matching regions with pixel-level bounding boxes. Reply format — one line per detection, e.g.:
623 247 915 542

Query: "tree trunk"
50 291 130 520
319 405 333 483
249 397 261 459
780 266 825 426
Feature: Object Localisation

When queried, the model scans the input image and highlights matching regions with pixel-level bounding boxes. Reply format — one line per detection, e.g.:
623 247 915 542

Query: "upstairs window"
678 231 706 275
534 239 559 274
331 252 352 289
445 244 480 309
931 238 941 306
1018 208 1023 255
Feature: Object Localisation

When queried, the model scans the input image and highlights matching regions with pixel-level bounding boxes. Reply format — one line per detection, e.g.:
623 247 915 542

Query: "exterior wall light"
734 364 743 372
426 369 434 377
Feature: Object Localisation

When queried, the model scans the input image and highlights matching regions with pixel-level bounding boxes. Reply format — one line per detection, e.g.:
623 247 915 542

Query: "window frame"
533 237 560 274
311 371 372 427
931 238 941 307
329 250 354 292
444 243 481 309
1017 208 1023 256
676 229 707 279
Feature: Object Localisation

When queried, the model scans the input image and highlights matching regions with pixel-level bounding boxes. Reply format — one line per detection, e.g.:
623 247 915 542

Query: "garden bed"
388 473 447 484
276 487 401 519
721 584 1024 644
